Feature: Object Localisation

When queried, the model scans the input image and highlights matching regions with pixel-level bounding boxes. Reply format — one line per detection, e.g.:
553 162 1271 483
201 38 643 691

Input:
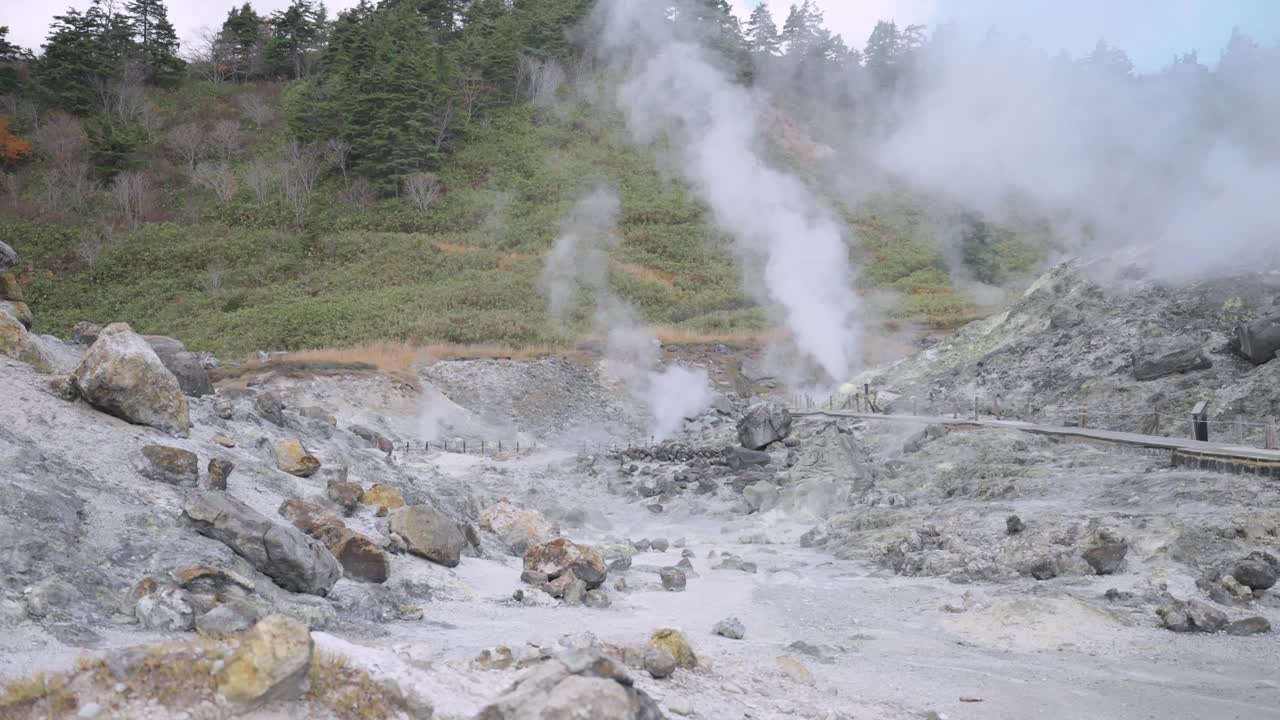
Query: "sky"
4 0 1279 72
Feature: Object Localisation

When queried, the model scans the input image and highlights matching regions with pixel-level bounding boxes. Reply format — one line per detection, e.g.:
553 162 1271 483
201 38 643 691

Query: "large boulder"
1 300 31 329
648 628 696 669
391 504 466 567
0 240 16 271
0 305 51 373
480 501 555 555
216 615 314 707
523 538 607 590
70 323 191 437
1235 312 1280 366
145 336 213 397
182 491 342 596
475 650 664 720
350 424 394 453
1157 598 1228 633
737 402 793 450
1131 336 1211 381
329 531 390 584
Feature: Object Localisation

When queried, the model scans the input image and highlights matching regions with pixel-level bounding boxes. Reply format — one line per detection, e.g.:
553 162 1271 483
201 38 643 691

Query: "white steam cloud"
543 187 711 439
592 1 864 382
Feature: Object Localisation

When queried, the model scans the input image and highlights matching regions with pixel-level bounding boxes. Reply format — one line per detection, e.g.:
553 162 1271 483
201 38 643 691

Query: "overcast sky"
5 0 1278 72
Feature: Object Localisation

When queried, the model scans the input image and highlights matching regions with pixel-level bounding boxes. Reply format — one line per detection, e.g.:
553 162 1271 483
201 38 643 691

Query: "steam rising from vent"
543 187 711 439
591 1 863 382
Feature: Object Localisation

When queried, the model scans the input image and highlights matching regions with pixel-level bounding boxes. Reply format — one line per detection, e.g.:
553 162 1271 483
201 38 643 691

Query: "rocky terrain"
2 244 1279 720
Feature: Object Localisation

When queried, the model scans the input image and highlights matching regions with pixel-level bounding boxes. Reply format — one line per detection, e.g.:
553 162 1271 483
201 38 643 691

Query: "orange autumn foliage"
0 117 33 166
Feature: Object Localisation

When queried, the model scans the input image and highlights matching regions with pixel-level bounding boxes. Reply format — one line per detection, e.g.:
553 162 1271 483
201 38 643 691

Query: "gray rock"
390 504 466 567
71 323 191 437
350 424 394 453
71 321 100 345
1006 515 1025 534
477 651 664 719
1082 543 1127 575
710 394 734 415
633 538 652 552
144 338 213 397
0 240 16 271
737 402 793 450
1049 310 1085 330
195 600 262 638
643 645 677 679
1028 557 1058 580
1231 560 1277 591
584 590 611 609
650 538 670 553
659 567 687 592
326 477 364 515
521 569 549 585
726 447 771 470
205 458 234 491
1235 312 1280 365
562 577 587 605
1132 336 1211 381
255 391 286 426
213 395 234 420
607 557 632 573
712 617 745 639
133 444 198 487
1158 599 1228 633
182 491 342 596
1225 616 1272 636
135 588 194 631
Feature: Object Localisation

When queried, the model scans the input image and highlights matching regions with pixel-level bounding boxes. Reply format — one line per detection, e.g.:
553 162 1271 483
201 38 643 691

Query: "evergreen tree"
744 2 780 57
266 0 327 79
0 26 32 97
220 3 268 81
1085 39 1133 78
124 0 185 85
689 0 744 64
36 3 120 114
781 0 821 56
863 20 901 84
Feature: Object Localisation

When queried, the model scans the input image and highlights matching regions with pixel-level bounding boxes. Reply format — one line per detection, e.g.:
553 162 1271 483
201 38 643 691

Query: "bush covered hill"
0 0 1046 357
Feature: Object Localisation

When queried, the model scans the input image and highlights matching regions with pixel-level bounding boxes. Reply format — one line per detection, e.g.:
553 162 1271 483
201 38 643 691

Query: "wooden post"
973 395 978 421
1267 423 1277 450
1080 408 1087 428
1150 411 1160 436
995 396 1001 420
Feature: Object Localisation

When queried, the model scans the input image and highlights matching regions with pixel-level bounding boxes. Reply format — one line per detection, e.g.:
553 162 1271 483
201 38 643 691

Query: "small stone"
254 392 286 426
48 376 76 401
1082 544 1127 575
135 588 194 631
212 434 236 448
681 549 694 558
659 567 687 592
521 569 549 585
134 444 198 487
633 538 652 551
213 397 234 420
584 589 611 609
1006 515 1025 534
205 458 234 491
667 698 693 716
651 538 670 552
643 645 677 679
1028 557 1057 580
1225 616 1272 636
78 702 102 718
712 617 745 639
563 576 588 605
326 478 364 515
195 601 261 638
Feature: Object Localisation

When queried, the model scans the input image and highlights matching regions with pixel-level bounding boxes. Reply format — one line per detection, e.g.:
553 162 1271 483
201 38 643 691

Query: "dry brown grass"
308 650 401 720
614 262 676 287
648 325 777 347
433 241 531 268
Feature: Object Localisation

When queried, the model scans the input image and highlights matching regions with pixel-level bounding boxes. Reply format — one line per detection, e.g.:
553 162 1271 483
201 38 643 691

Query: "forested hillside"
0 0 1065 355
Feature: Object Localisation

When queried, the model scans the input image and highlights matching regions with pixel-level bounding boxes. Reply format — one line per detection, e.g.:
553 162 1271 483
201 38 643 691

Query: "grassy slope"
0 81 1042 357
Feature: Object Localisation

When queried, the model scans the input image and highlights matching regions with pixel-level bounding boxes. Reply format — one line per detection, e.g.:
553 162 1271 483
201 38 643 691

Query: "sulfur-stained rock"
133 444 198 487
326 478 364 515
216 614 314 707
0 305 51 373
391 504 465 567
361 483 405 511
524 538 608 590
70 323 190 436
480 500 555 555
648 628 696 669
329 531 390 584
0 300 31 329
273 438 320 477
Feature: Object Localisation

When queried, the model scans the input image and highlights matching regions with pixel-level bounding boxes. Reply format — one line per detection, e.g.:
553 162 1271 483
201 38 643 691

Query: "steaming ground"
3 327 1279 719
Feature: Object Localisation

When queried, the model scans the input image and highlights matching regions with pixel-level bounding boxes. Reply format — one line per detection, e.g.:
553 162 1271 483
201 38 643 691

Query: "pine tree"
744 3 780 57
36 4 118 114
781 0 820 56
266 0 327 79
124 0 185 85
0 26 32 97
863 20 901 84
220 3 268 81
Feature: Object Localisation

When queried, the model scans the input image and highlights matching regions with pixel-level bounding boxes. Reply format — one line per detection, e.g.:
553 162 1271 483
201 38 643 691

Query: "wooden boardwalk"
793 410 1280 476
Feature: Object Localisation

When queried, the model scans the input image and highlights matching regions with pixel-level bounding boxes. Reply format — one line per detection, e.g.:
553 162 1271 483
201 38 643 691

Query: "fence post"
1080 408 1087 428
994 396 1001 420
1267 423 1277 450
1150 411 1160 436
973 395 978 421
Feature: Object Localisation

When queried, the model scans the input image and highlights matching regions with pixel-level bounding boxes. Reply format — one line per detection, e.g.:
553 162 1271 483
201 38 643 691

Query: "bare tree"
340 178 375 209
96 59 146 123
165 123 206 171
324 138 350 186
207 119 244 159
457 75 494 128
236 92 275 128
192 162 238 203
139 101 165 140
1 172 19 210
402 173 441 211
188 28 237 84
279 139 325 223
243 157 274 205
112 170 151 227
35 114 93 211
516 54 566 106
431 97 457 151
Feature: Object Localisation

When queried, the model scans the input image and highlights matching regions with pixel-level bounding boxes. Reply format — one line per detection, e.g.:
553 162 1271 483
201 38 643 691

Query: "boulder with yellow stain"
774 655 815 686
274 438 321 477
216 614 314 706
0 300 31 329
0 305 51 373
647 628 696 669
361 482 405 510
70 322 190 436
480 500 555 555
